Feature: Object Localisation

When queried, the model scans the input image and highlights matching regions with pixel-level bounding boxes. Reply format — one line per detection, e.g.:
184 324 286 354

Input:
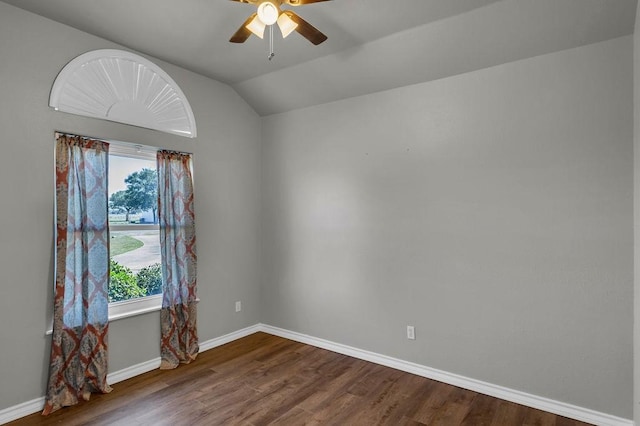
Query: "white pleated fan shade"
50 49 197 138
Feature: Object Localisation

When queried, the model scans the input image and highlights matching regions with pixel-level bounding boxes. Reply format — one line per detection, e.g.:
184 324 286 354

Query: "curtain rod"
55 131 193 157
55 131 105 141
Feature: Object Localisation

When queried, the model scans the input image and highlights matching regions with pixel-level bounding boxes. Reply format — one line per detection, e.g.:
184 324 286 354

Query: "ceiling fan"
229 0 329 46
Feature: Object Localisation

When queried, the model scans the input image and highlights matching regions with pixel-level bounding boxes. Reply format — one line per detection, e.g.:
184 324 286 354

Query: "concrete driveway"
111 230 161 273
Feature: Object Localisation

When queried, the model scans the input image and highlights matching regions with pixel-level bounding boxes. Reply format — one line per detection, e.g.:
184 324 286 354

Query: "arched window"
50 49 197 138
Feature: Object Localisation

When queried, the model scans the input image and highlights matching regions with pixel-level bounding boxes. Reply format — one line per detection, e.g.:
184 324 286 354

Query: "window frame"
107 144 163 320
47 136 198 336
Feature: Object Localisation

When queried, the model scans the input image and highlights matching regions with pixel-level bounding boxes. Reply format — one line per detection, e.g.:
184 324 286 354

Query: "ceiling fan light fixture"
257 2 279 26
246 15 266 39
230 0 328 46
277 12 298 38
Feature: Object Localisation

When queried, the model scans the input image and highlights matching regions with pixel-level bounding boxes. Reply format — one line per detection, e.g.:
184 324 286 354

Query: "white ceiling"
1 0 637 116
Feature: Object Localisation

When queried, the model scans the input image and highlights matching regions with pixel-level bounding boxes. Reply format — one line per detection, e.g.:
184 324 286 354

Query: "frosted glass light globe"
257 2 279 25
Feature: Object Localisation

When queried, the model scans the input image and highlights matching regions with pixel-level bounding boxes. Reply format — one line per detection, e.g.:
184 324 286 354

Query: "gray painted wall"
634 4 640 424
261 36 633 418
0 2 261 411
0 1 634 420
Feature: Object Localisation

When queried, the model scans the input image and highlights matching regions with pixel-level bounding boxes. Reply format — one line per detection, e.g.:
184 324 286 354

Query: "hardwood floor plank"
410 382 458 424
490 400 527 425
305 391 362 424
397 417 428 426
460 392 500 426
428 387 477 426
390 378 438 421
7 332 595 426
373 373 437 425
522 408 560 426
270 406 322 426
294 356 368 413
346 363 404 398
555 416 591 426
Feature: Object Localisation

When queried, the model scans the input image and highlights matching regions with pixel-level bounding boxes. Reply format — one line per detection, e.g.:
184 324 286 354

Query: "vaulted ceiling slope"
1 0 636 116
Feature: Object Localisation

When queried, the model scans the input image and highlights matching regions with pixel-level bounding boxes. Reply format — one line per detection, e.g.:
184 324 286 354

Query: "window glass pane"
108 154 161 303
109 156 158 225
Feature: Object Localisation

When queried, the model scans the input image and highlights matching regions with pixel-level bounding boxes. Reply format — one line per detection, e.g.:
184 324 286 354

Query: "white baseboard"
0 324 261 425
257 324 633 426
106 324 262 386
1 323 633 426
107 358 161 385
199 324 262 352
0 398 46 425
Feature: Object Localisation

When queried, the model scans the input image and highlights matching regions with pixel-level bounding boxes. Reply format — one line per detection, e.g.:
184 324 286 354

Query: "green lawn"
110 235 144 256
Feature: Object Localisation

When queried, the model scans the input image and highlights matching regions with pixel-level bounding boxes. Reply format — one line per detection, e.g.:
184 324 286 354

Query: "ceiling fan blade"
230 13 258 43
229 0 259 3
283 10 327 45
284 0 331 5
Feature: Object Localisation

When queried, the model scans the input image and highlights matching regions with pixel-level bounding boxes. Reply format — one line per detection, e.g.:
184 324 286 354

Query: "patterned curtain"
43 135 112 415
157 150 198 369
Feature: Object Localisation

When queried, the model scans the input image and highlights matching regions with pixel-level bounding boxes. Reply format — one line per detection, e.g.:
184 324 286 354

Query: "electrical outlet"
407 325 415 340
235 301 241 312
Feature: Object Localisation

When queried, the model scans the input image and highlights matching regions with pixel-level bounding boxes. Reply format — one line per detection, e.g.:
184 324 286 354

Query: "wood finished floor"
9 332 592 426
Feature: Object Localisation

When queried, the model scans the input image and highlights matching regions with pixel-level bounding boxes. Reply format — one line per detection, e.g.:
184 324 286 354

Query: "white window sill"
109 294 163 321
45 295 163 336
46 296 201 335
